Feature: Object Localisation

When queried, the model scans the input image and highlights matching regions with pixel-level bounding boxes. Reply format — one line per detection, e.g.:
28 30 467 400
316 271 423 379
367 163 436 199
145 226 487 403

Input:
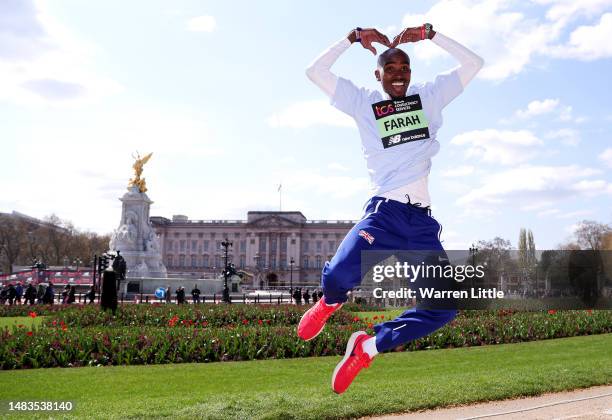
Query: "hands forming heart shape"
354 26 433 55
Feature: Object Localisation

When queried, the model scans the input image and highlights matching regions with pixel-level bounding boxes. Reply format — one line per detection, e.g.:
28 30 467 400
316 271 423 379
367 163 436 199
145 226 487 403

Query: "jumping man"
297 24 484 394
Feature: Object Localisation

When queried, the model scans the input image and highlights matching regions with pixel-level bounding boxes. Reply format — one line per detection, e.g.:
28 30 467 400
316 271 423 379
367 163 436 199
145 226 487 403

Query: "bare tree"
42 214 71 265
475 237 515 273
0 213 110 273
0 214 23 273
572 220 612 250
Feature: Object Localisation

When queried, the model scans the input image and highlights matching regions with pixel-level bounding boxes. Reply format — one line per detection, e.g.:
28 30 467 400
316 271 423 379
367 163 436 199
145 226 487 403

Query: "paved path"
364 385 612 420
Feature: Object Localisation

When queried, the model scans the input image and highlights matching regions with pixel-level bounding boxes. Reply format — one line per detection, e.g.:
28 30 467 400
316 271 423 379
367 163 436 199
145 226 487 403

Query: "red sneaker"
297 297 342 341
331 331 373 394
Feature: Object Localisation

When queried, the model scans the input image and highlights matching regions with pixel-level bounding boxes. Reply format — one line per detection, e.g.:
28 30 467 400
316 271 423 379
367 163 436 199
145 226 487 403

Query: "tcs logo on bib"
374 104 395 117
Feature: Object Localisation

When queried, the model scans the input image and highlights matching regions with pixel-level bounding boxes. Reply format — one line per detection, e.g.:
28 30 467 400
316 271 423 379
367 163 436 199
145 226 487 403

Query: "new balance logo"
388 134 402 145
358 230 375 245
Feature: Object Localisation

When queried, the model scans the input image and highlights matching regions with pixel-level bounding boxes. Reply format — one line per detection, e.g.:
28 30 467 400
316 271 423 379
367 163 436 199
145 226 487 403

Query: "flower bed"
0 304 354 327
1 306 610 369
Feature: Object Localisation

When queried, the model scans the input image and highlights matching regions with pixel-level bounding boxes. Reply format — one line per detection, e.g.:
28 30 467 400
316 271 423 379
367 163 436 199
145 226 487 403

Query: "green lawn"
1 334 611 419
0 316 45 330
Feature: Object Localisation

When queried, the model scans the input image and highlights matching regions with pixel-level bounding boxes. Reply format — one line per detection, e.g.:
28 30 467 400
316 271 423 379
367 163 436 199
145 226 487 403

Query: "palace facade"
150 211 357 289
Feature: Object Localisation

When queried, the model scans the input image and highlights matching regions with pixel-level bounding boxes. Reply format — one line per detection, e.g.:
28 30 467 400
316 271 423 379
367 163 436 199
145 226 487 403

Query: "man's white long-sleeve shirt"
306 33 483 206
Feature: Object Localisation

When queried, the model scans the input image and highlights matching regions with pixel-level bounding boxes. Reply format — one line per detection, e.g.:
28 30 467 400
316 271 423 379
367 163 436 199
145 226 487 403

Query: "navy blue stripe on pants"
320 196 457 352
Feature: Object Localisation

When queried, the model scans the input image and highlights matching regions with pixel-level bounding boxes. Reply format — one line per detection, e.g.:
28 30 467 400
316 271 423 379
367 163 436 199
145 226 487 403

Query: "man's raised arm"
393 25 484 88
306 28 391 98
431 32 484 87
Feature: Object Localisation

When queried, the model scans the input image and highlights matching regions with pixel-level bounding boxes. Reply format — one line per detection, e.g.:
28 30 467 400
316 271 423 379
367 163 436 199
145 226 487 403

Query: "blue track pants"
320 196 457 352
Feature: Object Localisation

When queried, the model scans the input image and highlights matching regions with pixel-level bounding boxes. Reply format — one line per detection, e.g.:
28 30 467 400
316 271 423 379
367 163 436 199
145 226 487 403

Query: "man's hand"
391 25 435 47
348 28 391 55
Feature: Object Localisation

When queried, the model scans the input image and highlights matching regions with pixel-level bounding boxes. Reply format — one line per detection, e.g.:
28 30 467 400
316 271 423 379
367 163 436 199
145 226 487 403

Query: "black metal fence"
4 292 298 306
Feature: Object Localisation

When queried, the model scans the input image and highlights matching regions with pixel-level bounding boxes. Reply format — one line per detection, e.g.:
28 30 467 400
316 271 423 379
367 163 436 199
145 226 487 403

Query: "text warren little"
372 287 505 299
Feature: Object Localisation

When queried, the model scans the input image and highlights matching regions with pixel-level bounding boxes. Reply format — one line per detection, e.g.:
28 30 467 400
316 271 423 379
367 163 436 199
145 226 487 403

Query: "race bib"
371 95 430 149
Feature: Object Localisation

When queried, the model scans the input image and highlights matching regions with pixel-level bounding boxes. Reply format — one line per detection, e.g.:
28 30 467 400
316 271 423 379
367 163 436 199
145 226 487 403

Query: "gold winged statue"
128 152 153 193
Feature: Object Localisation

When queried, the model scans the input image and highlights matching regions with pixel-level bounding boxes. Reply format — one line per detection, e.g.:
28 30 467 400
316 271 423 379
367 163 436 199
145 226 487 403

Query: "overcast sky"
1 0 611 249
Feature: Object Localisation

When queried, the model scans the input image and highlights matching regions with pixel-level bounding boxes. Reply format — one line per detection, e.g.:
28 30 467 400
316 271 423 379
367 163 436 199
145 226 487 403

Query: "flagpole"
278 184 282 211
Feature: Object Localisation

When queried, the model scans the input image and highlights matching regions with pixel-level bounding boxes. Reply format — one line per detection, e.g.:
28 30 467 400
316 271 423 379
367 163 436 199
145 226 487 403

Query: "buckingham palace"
150 211 357 288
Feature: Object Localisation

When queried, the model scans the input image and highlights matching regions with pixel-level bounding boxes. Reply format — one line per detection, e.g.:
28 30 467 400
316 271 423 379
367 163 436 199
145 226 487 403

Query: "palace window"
270 238 277 252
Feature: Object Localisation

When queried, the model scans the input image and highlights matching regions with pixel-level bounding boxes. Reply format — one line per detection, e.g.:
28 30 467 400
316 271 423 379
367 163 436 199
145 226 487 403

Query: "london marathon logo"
371 94 430 149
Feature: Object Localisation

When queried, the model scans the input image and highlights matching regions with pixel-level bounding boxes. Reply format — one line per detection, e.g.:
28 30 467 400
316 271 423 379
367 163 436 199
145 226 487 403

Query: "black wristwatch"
424 23 433 39
355 27 363 43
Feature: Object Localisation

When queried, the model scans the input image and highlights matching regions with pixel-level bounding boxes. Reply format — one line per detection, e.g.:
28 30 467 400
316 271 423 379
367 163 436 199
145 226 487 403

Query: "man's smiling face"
375 49 411 99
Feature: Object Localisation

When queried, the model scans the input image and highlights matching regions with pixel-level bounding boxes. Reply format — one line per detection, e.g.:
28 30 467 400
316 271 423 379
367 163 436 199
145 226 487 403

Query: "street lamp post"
469 244 478 289
289 257 295 300
221 238 232 303
253 253 260 289
73 258 82 272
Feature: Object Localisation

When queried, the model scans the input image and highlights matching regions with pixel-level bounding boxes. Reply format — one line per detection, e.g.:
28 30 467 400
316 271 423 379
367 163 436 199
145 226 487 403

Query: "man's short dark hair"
377 48 410 68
